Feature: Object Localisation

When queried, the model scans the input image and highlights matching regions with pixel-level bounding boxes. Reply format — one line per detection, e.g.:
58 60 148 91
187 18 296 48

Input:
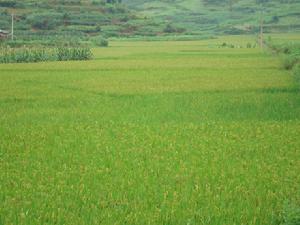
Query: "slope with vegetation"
123 0 300 36
0 0 299 44
0 0 134 45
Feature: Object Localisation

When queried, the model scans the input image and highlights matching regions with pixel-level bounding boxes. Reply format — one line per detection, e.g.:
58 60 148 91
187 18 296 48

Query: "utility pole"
288 0 291 33
259 4 264 49
11 13 14 41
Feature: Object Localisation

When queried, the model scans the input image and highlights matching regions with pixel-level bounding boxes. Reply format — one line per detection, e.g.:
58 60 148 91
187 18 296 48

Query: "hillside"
124 0 300 35
0 0 299 44
0 0 138 44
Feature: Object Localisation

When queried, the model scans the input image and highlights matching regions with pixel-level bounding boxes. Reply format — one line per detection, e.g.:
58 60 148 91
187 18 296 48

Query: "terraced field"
0 36 300 224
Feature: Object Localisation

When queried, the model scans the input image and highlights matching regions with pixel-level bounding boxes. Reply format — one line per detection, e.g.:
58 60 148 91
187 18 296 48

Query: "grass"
0 35 300 224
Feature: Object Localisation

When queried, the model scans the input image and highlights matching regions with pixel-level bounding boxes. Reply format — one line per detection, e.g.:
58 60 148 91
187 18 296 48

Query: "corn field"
0 47 93 63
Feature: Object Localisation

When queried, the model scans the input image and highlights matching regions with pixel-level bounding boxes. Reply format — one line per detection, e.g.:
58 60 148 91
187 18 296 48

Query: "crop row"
0 46 93 63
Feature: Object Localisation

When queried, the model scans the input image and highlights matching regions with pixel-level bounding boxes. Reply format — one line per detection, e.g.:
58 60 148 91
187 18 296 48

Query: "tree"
106 0 122 4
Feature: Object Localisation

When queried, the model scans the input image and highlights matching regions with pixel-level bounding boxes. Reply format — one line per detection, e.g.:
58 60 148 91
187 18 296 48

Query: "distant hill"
0 0 136 44
123 0 300 35
0 0 299 44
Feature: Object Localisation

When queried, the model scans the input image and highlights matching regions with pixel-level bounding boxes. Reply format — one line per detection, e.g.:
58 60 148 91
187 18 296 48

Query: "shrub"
98 37 109 47
164 24 175 33
220 42 237 48
163 24 186 34
27 13 63 30
0 1 17 7
271 15 279 23
91 36 109 47
282 55 299 70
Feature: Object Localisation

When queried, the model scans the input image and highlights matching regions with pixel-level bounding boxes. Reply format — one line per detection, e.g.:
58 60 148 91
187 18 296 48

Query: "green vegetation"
281 201 300 225
294 64 300 85
0 0 299 43
124 0 300 36
90 35 109 47
266 34 300 87
0 35 300 224
1 0 299 224
0 46 93 63
56 47 93 61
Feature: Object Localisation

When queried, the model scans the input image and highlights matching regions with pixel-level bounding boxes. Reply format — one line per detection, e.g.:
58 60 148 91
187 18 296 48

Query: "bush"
0 1 17 7
271 15 279 23
91 36 109 47
163 24 186 34
163 24 176 33
282 55 299 70
269 43 300 55
27 12 63 30
99 38 109 47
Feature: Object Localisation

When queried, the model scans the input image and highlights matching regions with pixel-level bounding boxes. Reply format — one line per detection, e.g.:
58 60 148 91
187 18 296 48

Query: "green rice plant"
293 63 300 84
0 36 299 225
280 201 300 225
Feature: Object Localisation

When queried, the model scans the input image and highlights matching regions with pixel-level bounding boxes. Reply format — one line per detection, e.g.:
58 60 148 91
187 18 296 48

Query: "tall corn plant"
57 47 92 61
0 46 93 63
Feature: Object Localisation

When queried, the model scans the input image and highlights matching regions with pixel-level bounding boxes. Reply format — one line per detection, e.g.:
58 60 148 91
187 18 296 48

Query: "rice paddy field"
0 35 300 224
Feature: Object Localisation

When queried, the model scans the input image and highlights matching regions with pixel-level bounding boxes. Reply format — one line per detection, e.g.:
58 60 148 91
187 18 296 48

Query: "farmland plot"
0 37 300 225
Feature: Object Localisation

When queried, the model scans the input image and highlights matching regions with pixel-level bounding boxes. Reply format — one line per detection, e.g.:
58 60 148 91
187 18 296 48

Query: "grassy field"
0 35 300 224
